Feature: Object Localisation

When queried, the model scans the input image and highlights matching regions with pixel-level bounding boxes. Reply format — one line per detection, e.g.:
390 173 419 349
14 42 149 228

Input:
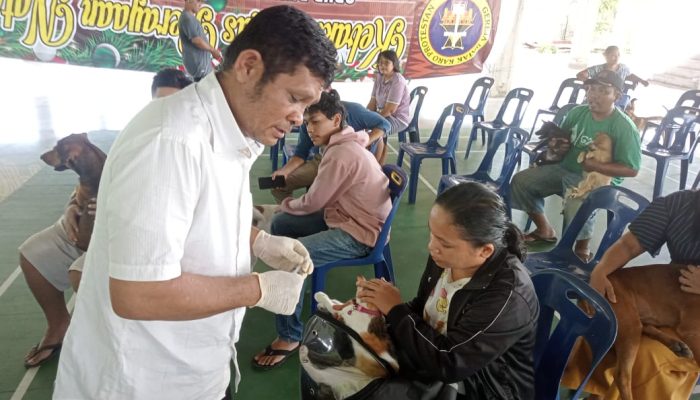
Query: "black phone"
258 176 286 190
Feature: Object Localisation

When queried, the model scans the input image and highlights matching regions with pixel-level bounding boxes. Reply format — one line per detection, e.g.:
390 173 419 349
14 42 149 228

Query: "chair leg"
375 245 395 282
310 268 326 313
449 157 457 174
397 149 405 167
270 143 278 172
398 130 406 143
465 126 477 159
680 159 690 190
408 158 421 204
652 160 670 199
441 158 449 175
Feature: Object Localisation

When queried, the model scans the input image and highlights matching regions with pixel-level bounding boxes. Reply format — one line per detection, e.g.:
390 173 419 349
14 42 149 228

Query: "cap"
584 69 624 93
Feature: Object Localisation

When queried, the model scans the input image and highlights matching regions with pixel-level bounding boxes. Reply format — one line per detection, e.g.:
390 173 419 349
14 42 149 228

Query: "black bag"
300 311 458 400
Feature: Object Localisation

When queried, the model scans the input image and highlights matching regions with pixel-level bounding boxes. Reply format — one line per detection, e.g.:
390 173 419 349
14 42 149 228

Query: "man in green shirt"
511 70 641 260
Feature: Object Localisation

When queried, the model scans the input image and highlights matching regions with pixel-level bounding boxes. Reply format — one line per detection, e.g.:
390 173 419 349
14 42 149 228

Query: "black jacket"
385 250 539 400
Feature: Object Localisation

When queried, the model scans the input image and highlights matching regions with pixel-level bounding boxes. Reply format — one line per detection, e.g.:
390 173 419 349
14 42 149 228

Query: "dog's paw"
669 341 694 359
314 292 334 312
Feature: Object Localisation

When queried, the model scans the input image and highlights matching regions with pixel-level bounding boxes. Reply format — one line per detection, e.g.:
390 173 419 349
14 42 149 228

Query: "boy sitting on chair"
253 89 392 370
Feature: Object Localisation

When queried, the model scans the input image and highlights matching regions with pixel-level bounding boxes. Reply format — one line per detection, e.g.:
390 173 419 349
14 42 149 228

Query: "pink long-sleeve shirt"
280 126 391 247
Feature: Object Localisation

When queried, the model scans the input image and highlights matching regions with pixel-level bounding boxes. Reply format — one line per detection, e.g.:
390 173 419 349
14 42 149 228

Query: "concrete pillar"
567 0 600 70
491 0 525 96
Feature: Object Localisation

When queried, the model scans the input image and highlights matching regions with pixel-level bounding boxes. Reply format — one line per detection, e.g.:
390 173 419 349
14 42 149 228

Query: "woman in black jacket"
358 182 540 399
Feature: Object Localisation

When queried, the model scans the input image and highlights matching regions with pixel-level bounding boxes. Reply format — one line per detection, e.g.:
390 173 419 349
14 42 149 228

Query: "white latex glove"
253 271 306 315
252 230 314 275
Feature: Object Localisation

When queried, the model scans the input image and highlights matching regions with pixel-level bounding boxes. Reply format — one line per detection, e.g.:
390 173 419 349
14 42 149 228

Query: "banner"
404 0 500 79
0 0 498 80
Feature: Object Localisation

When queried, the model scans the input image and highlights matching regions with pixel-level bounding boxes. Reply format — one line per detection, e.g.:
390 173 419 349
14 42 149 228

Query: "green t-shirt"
560 105 641 185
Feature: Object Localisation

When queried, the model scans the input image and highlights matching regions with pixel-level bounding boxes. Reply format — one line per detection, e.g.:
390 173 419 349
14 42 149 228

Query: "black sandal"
251 344 300 371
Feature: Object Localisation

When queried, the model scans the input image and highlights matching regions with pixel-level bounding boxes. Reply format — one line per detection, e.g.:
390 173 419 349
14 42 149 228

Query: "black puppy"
531 121 572 166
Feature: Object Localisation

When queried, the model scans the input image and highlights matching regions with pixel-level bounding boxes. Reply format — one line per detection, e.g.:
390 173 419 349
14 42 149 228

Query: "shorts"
19 217 85 291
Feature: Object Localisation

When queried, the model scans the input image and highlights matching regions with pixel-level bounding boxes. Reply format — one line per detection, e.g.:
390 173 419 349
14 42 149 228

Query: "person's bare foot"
252 337 300 369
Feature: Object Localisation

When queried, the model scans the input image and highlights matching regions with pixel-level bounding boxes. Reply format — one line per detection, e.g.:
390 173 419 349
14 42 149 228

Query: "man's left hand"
679 265 700 295
252 231 313 275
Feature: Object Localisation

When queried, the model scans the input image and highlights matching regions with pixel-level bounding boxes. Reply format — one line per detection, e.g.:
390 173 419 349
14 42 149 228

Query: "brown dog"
607 264 700 400
41 133 107 251
569 132 613 199
624 98 663 133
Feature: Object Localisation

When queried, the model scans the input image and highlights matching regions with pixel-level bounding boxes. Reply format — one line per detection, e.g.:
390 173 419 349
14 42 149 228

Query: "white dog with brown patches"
299 277 399 399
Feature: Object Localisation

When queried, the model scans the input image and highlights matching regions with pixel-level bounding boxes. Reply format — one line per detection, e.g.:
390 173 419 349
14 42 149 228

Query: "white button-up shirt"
54 73 263 400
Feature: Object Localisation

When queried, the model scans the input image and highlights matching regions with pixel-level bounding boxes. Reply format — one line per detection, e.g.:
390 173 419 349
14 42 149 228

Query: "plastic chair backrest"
532 269 618 399
407 86 428 129
554 186 650 267
473 127 526 186
427 103 467 151
464 76 494 113
676 90 700 108
648 106 700 152
623 79 637 94
493 87 534 127
549 78 586 110
551 103 578 126
363 164 407 259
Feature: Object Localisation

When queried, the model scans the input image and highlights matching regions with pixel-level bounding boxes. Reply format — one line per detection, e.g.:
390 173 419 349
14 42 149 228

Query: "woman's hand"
589 268 617 303
357 278 402 315
679 265 700 295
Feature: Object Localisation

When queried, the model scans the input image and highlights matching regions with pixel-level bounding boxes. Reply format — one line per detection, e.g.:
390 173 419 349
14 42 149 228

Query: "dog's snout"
40 149 61 167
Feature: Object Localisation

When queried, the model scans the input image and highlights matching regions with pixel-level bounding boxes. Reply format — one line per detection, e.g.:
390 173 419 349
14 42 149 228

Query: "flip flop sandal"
575 251 593 263
251 344 300 371
523 231 558 244
24 342 62 369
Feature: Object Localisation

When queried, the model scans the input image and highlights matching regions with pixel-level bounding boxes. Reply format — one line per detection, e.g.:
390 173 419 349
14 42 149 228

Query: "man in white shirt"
53 6 337 399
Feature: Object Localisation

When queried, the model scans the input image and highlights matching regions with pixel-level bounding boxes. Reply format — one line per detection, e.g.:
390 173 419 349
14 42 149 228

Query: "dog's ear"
367 317 390 340
62 145 86 175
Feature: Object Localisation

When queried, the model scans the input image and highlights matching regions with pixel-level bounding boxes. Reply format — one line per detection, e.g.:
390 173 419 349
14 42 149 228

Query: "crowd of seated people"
14 31 700 400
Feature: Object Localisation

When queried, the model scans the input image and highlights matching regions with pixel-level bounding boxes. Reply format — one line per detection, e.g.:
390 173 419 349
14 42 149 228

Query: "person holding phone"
253 89 392 370
270 100 390 202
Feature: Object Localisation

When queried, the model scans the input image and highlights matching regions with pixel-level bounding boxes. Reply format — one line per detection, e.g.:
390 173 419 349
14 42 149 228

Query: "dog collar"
348 299 383 317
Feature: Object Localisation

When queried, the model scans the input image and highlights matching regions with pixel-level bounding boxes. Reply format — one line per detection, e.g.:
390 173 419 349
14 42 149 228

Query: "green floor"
0 127 698 399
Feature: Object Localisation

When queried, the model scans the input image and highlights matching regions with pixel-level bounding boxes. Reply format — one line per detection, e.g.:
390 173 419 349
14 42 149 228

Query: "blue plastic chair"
462 76 494 125
524 186 650 280
437 127 526 218
642 106 700 198
531 269 618 400
396 103 467 204
642 90 700 142
397 86 428 143
270 138 282 172
529 78 585 135
310 164 408 312
464 87 534 160
521 103 578 167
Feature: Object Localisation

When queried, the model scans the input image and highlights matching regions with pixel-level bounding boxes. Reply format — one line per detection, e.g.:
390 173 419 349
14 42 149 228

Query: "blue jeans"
510 164 596 241
270 212 372 342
